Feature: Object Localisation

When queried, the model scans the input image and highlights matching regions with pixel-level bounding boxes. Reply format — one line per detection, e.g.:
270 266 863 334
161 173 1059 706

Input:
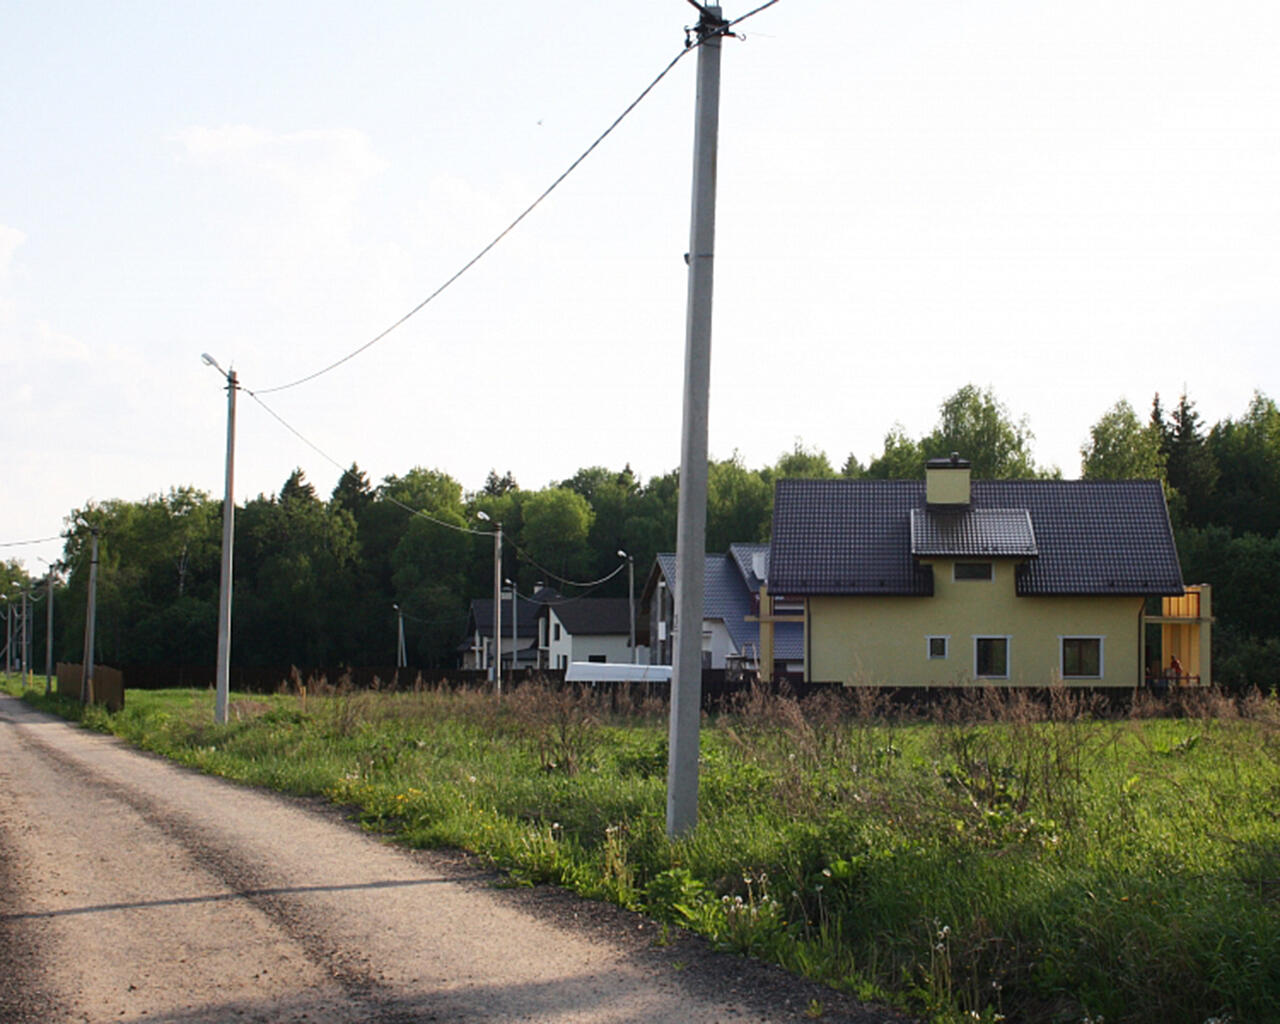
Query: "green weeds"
11 674 1280 1024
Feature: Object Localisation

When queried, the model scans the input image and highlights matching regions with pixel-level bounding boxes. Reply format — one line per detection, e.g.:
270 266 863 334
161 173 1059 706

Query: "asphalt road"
0 694 911 1023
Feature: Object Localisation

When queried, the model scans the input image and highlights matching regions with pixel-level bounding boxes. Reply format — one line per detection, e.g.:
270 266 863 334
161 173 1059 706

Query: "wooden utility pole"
668 3 727 838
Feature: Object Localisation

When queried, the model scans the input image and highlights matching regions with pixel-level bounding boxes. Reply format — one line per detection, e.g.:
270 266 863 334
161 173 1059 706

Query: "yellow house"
769 456 1191 688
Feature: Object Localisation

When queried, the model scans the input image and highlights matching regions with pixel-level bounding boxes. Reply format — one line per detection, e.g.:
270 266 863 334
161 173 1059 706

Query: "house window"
588 654 607 663
954 562 993 581
553 622 561 641
974 636 1009 678
1061 636 1103 678
927 635 948 660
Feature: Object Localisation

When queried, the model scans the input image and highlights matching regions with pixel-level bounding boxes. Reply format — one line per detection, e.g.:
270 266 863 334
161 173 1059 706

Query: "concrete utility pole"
506 579 518 684
668 2 726 839
394 604 407 669
492 522 502 695
45 567 56 695
203 354 237 726
20 586 30 684
80 528 99 703
618 550 636 663
476 511 502 695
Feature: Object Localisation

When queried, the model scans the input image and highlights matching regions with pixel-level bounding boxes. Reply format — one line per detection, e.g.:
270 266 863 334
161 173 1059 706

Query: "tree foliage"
1081 399 1166 480
32 384 1280 687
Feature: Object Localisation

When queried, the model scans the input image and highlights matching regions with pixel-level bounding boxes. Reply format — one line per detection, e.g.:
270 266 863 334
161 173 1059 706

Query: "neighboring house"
641 544 803 676
459 591 549 671
769 455 1205 687
538 597 644 670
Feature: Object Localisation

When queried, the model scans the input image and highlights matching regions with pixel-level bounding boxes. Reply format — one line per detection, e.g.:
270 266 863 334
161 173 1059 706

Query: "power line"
257 42 699 396
727 0 781 30
0 535 62 548
507 546 627 590
245 388 492 538
246 387 638 590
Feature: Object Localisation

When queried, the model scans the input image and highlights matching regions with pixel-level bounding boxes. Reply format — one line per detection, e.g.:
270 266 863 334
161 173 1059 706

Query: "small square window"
1062 637 1102 678
975 636 1009 678
927 636 948 659
954 562 993 581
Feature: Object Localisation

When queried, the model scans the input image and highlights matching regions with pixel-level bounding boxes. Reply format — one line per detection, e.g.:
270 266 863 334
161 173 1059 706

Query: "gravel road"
0 695 911 1023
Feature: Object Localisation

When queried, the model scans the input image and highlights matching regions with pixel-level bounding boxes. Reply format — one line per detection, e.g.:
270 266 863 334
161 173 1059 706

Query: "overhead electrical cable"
257 42 700 396
0 535 63 548
727 0 781 30
247 388 640 590
245 388 491 538
507 548 627 590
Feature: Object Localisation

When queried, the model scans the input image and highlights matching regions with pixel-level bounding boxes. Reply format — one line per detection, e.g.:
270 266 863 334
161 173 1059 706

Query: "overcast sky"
4 1 1278 572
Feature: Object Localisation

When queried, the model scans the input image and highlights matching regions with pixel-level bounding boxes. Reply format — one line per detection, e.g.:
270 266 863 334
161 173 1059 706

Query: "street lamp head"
476 510 491 523
617 549 631 560
392 603 400 611
200 352 226 375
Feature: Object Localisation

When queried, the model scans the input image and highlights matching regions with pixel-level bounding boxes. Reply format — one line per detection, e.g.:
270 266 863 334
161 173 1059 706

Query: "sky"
3 0 1278 574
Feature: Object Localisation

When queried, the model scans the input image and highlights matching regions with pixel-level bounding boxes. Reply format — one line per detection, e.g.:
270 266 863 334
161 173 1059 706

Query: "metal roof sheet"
910 507 1038 558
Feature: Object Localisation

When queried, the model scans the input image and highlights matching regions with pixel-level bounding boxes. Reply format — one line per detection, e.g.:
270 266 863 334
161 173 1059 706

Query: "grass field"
5 673 1278 1024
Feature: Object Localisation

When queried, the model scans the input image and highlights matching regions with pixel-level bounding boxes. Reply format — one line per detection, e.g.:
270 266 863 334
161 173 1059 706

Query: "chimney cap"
925 453 971 470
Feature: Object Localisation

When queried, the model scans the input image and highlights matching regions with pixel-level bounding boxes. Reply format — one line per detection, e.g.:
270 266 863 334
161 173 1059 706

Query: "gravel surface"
0 694 915 1023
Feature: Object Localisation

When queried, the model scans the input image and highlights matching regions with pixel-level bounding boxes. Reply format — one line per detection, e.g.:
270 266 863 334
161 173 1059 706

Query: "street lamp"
393 603 406 669
476 510 502 694
617 550 636 664
202 352 237 726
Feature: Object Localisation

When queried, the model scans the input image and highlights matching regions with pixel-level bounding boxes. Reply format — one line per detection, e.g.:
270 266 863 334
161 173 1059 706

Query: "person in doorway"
1168 654 1184 684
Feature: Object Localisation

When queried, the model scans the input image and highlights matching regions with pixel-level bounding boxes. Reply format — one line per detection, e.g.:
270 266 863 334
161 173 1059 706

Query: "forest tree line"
3 384 1279 689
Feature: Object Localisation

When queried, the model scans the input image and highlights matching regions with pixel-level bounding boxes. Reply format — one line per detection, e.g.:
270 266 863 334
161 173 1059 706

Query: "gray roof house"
641 543 803 674
769 456 1190 687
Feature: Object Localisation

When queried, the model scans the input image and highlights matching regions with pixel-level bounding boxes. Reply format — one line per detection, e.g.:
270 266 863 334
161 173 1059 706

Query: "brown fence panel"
54 662 124 711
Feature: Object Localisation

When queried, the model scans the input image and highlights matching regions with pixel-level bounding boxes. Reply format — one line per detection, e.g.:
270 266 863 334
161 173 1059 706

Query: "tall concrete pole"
618 550 636 663
508 580 518 684
45 569 55 695
395 604 407 668
492 523 502 696
667 4 725 839
80 528 99 703
213 368 237 725
20 588 30 684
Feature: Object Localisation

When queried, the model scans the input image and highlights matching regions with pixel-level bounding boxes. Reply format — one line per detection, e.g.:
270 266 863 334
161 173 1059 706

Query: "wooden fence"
55 662 124 711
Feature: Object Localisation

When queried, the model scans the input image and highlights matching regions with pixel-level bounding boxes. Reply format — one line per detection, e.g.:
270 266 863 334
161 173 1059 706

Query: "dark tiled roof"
549 597 634 636
729 543 770 593
466 596 541 638
910 508 1038 558
769 481 934 595
770 479 1183 597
